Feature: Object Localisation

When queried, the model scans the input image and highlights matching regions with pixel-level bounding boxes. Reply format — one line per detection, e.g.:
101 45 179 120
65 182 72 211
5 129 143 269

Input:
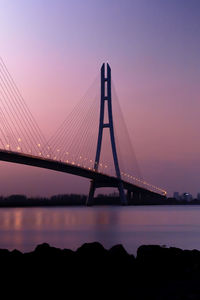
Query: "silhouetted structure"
87 63 126 205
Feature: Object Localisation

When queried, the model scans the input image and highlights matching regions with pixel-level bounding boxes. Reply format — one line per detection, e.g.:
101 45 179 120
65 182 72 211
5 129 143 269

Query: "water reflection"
91 208 121 249
0 207 120 230
1 206 200 253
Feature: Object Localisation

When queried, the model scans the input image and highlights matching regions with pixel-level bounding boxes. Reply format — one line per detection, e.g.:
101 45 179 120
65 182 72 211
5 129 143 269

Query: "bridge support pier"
132 191 142 202
86 179 127 206
86 180 96 206
126 189 132 204
118 181 127 205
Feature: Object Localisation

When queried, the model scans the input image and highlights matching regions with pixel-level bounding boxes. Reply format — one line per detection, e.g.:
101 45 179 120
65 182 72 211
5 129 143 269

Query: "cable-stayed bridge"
0 58 166 205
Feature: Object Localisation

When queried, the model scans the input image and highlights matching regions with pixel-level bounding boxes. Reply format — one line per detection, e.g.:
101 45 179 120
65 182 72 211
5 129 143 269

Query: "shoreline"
0 195 200 207
0 202 200 207
1 242 200 298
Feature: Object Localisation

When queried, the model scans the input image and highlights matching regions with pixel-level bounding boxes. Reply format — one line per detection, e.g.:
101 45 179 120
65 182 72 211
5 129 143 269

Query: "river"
0 205 200 254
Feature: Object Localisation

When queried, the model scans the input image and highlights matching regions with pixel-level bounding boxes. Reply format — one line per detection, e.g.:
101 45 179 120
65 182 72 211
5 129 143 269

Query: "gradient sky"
0 0 200 197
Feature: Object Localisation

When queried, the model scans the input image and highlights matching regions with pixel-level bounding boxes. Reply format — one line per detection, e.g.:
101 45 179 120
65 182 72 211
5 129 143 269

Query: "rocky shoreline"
1 242 200 299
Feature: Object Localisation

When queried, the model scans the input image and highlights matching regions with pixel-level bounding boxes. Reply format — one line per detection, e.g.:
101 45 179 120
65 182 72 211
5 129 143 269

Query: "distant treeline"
0 194 200 207
0 194 86 207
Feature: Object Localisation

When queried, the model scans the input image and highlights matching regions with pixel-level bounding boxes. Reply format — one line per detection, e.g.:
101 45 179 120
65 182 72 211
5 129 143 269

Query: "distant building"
173 192 180 200
181 193 193 202
197 193 200 200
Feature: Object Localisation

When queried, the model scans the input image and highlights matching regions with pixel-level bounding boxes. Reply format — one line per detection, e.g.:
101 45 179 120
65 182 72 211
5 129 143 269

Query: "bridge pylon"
86 63 127 206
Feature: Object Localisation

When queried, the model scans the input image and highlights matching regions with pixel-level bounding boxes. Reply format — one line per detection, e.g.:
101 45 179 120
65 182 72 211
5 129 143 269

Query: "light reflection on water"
1 206 200 254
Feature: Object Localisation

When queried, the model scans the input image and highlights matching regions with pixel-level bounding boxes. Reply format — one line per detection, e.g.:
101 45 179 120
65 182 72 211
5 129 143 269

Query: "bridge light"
17 146 20 151
18 138 21 142
47 154 50 158
39 152 42 156
79 156 82 159
6 144 10 148
57 149 60 152
37 143 41 147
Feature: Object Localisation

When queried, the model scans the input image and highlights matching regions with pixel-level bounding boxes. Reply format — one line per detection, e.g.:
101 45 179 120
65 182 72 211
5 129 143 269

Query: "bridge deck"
0 149 163 197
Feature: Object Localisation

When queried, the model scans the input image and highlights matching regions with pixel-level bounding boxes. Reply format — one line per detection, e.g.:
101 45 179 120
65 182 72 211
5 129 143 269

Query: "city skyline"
0 0 200 197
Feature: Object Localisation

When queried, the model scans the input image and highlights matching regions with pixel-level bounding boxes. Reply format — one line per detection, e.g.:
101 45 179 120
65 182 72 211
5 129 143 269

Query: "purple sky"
0 0 200 197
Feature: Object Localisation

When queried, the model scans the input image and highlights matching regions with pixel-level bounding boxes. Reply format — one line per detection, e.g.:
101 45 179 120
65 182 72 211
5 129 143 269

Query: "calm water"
1 205 200 254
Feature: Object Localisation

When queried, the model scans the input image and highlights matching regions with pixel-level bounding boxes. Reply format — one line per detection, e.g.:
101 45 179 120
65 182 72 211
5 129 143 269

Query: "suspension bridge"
0 58 166 205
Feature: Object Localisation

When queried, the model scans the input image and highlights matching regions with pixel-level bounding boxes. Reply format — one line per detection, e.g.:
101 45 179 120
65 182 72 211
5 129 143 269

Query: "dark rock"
34 242 51 253
76 242 108 272
11 249 22 256
76 241 106 256
109 244 134 259
1 242 200 299
0 248 10 258
109 244 135 269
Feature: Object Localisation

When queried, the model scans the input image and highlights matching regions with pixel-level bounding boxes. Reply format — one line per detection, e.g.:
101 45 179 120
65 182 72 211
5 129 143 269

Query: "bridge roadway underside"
0 150 164 201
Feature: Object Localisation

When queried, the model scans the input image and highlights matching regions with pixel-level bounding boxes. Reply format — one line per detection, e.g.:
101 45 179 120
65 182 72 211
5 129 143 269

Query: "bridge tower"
86 63 127 205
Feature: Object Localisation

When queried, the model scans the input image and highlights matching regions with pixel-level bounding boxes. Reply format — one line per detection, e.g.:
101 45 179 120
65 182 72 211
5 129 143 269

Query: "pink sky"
0 0 200 197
